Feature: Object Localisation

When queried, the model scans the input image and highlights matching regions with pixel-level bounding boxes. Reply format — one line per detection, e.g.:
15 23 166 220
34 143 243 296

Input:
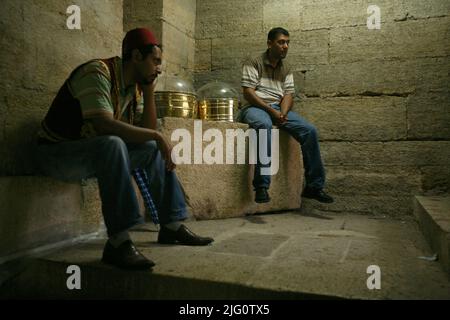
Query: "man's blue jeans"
237 104 326 191
35 135 188 237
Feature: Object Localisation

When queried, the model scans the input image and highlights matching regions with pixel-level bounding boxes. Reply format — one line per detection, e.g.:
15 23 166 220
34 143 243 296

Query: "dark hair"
267 27 289 41
122 44 162 62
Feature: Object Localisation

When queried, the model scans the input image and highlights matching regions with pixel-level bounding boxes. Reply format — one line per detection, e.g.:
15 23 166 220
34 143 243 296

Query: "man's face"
268 34 290 60
135 46 162 85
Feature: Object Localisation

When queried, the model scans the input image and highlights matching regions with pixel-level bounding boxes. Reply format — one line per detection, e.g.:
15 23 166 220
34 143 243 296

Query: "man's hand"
279 113 288 125
140 78 158 130
140 78 157 95
268 109 288 126
155 132 176 171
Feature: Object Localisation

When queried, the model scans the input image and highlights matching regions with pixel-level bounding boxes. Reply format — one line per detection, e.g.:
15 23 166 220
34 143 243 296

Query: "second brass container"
197 81 239 122
155 91 198 119
198 98 238 122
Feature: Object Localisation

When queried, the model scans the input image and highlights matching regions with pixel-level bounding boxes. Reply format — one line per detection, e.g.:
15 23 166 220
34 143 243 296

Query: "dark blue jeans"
36 135 188 237
237 104 326 191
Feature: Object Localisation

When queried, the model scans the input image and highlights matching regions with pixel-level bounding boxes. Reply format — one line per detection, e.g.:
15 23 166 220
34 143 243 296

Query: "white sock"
109 230 131 248
164 221 182 231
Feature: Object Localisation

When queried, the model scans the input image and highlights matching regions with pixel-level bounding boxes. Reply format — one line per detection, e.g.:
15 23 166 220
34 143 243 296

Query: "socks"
109 230 131 248
164 221 182 231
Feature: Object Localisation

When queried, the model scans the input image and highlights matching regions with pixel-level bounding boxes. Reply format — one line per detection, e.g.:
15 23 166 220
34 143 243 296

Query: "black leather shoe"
255 187 270 203
302 188 334 203
102 240 155 270
158 225 214 246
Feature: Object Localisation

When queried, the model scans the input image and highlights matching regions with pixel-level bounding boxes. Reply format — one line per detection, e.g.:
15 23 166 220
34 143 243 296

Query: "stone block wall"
123 0 163 49
0 0 122 258
124 0 196 80
0 177 103 260
194 0 450 217
161 0 196 79
0 0 124 176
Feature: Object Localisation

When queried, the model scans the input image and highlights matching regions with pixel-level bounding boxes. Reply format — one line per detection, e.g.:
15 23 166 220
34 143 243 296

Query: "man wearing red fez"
36 28 214 270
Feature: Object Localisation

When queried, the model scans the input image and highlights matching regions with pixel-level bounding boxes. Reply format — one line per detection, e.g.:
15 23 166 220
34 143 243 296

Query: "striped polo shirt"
241 51 295 106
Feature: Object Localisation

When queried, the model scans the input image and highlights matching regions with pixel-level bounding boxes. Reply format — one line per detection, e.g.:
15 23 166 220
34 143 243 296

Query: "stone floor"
2 210 449 299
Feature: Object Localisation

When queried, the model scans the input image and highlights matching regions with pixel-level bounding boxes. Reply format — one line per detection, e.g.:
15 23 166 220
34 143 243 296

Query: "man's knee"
251 118 273 130
128 140 160 169
306 124 318 137
242 108 273 130
141 140 158 151
96 136 130 159
101 135 127 149
291 122 318 143
138 141 159 160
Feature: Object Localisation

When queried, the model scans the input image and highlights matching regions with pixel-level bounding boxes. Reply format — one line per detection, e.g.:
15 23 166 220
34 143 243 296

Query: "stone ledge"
301 194 415 218
414 196 450 277
0 176 102 260
159 117 304 219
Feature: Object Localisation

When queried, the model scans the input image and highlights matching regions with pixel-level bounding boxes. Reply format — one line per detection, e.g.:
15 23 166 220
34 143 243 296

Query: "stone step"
414 196 450 277
0 176 102 262
301 166 424 217
301 194 415 218
324 166 422 196
2 213 449 299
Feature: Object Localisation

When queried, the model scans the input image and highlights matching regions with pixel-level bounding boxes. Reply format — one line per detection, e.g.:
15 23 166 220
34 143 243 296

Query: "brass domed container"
154 75 197 119
197 82 239 122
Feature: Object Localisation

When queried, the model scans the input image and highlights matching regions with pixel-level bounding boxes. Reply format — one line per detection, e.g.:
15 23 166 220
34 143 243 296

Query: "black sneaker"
255 187 271 203
302 188 334 203
102 240 155 270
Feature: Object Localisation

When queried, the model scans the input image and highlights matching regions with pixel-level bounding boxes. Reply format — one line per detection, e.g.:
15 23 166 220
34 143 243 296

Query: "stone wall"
0 0 122 258
161 0 196 80
0 177 103 260
194 0 450 216
123 0 163 46
124 0 196 80
0 0 124 176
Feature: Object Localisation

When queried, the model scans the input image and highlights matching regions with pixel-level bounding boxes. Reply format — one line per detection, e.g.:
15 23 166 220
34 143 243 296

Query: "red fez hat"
122 28 159 54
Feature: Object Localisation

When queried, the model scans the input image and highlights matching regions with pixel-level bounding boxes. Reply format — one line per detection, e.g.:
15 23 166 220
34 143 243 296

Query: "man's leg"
36 136 154 269
128 141 214 246
238 106 273 202
36 135 144 234
272 105 333 203
128 140 187 225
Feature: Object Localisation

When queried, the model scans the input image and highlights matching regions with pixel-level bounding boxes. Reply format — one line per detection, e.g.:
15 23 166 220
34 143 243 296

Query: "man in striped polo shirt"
238 27 334 204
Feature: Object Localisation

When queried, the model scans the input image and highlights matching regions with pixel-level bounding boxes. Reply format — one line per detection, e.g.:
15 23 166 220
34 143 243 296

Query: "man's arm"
279 93 294 117
241 59 282 121
91 115 175 170
279 72 295 119
91 114 159 143
139 83 158 130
